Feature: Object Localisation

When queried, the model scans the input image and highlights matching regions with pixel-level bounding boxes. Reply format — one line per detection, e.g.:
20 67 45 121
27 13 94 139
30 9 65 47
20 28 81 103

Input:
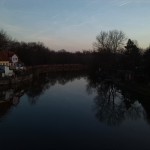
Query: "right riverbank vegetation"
0 29 150 82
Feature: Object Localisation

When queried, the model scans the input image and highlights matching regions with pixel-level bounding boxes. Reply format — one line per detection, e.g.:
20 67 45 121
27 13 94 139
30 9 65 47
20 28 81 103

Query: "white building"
0 51 19 77
11 54 18 66
0 65 14 77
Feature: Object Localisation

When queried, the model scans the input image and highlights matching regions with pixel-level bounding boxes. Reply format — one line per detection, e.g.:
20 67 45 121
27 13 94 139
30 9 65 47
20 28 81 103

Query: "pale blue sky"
0 0 150 51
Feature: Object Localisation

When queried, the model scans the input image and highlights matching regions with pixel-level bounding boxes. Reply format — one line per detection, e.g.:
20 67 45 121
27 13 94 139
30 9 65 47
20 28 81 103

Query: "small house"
0 51 18 67
0 51 19 77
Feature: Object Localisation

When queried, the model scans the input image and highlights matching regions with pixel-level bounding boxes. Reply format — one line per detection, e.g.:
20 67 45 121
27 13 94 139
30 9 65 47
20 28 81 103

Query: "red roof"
0 51 15 61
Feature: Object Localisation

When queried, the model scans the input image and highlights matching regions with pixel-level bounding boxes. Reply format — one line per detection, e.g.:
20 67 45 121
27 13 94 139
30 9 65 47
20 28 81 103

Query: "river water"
0 72 150 150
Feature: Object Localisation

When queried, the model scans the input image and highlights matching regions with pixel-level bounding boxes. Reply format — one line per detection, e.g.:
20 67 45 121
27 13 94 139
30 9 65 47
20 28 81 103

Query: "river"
0 72 150 150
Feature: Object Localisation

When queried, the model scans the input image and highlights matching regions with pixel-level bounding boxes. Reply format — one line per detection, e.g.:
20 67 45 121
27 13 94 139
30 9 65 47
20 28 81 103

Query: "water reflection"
0 72 150 127
86 74 149 126
0 85 25 121
26 72 85 105
0 72 86 119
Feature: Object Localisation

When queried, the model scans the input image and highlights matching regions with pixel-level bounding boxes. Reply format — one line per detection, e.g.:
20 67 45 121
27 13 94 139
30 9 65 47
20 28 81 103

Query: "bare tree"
94 30 126 53
0 29 11 50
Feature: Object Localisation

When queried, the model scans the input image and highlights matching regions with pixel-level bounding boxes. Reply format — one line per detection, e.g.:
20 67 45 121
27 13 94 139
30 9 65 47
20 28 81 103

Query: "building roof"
0 51 16 61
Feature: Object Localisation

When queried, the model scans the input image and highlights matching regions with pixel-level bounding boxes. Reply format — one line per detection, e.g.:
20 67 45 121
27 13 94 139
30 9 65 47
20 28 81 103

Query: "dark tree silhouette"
0 30 11 51
123 39 141 70
86 74 146 126
124 39 140 56
94 30 126 53
143 47 150 75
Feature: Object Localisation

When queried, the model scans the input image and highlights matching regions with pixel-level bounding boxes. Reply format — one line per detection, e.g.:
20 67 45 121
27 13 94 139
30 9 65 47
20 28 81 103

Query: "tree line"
0 29 150 76
0 30 94 66
93 30 150 77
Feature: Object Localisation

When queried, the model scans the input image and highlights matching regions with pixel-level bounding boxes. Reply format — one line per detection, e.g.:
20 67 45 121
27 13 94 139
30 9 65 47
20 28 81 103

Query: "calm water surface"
0 73 150 150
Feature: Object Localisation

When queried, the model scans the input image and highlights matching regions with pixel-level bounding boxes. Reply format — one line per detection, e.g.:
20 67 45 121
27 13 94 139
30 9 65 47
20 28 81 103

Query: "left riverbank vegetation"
0 29 150 81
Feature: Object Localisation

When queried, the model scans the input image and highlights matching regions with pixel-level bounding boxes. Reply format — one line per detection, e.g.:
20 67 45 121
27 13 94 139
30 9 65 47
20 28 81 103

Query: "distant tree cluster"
93 30 150 77
0 30 93 66
0 29 150 77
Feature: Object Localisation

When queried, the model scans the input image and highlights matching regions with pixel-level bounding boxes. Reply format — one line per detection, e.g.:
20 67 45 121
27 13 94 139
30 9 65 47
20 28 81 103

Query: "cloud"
119 1 130 6
113 0 150 7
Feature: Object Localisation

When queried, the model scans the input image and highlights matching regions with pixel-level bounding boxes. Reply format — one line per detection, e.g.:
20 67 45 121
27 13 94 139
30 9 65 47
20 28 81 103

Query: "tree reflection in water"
0 85 26 121
86 74 147 126
26 72 85 105
0 72 149 126
0 72 86 120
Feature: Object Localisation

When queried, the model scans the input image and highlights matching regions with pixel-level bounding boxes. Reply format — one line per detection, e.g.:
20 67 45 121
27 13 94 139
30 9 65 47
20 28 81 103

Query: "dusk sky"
0 0 150 51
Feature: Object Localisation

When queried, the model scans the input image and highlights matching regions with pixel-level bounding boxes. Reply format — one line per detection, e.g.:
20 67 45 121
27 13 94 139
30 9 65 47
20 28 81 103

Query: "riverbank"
0 64 88 85
26 64 88 73
0 74 32 85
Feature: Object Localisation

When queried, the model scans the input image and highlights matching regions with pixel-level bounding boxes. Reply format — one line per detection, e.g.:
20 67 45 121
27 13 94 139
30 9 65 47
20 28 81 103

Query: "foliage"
122 39 142 70
0 30 11 51
0 29 150 77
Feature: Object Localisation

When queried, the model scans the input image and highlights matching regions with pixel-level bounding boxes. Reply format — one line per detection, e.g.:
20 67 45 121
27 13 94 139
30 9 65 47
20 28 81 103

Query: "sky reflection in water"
0 73 150 150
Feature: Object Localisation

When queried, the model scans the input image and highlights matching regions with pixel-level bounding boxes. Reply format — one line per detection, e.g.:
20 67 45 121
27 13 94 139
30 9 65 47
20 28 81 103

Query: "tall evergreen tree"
124 39 141 70
124 39 140 56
